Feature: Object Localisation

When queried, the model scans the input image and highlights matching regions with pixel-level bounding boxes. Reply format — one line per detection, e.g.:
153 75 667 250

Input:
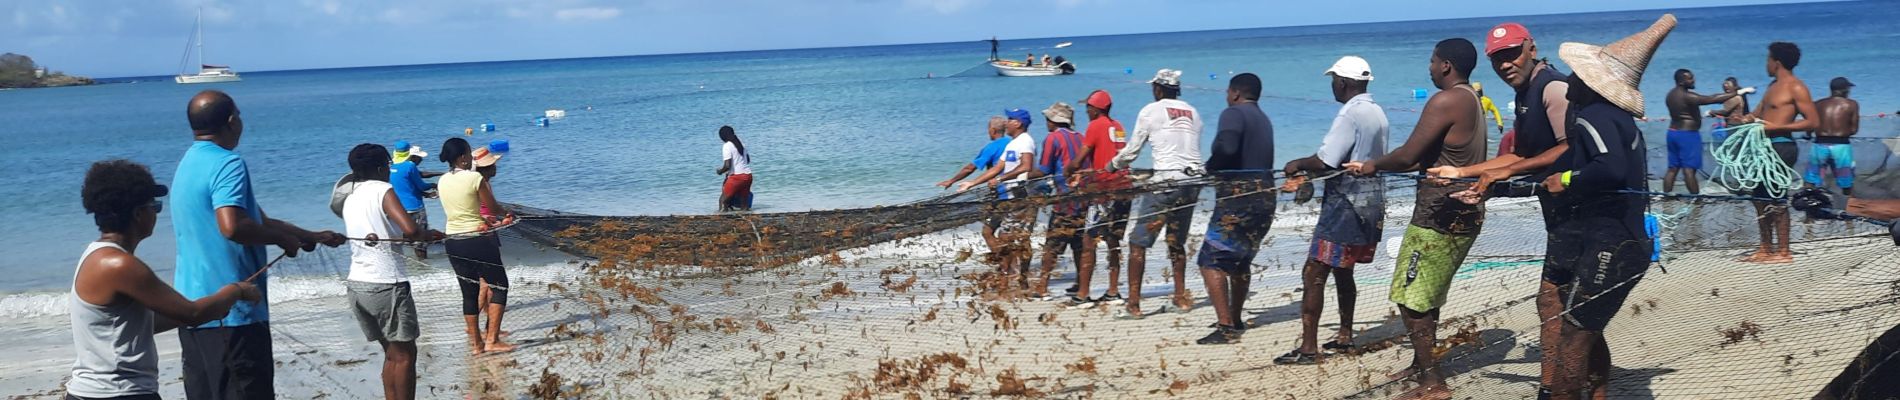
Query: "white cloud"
553 6 621 21
903 0 984 14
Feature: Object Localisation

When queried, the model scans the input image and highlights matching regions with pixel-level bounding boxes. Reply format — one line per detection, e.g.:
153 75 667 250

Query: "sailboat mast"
195 9 204 74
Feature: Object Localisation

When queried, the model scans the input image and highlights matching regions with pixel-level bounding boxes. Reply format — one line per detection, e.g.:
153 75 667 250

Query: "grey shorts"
1128 187 1199 248
406 209 429 230
346 281 419 343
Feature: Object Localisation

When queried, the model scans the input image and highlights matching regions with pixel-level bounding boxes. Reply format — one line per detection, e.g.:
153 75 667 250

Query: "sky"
2 0 1831 78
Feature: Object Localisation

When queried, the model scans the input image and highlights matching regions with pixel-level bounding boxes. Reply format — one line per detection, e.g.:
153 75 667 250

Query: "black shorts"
1752 141 1800 201
180 323 274 400
1544 221 1652 331
1084 199 1132 241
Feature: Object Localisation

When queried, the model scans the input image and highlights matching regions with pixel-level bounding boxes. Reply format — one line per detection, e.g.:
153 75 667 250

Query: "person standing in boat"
68 160 261 400
717 126 755 212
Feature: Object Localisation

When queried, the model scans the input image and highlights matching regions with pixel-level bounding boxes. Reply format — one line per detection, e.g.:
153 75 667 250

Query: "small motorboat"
990 58 1075 77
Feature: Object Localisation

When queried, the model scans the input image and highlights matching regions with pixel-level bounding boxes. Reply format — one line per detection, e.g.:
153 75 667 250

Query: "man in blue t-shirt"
389 140 436 259
170 90 344 399
938 116 1012 252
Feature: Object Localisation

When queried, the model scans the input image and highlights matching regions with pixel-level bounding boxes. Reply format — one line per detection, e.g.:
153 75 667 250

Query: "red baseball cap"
1085 90 1112 110
1485 23 1532 56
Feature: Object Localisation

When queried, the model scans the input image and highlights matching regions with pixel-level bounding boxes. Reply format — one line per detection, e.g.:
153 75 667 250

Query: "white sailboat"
175 9 240 84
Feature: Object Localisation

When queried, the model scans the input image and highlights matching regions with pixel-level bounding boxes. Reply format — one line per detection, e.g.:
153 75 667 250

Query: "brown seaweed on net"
990 367 1047 397
1720 320 1765 347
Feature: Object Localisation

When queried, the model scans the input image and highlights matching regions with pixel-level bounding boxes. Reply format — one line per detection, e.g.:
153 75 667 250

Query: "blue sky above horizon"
4 0 1831 78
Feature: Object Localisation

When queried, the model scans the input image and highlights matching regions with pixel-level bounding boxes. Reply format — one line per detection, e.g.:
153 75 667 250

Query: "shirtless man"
1708 77 1753 127
1807 77 1859 196
1346 38 1487 399
1663 69 1748 194
1746 42 1820 264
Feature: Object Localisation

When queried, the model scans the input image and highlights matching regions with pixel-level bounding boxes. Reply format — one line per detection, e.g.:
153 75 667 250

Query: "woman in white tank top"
69 160 259 399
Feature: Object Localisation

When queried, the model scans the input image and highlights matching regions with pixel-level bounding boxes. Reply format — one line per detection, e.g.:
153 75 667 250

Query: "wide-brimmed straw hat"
1559 14 1676 118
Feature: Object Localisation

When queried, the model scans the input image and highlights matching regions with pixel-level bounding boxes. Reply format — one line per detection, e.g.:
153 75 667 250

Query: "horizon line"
94 0 1836 80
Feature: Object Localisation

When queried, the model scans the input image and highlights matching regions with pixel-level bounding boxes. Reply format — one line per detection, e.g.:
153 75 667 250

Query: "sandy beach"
5 193 1893 399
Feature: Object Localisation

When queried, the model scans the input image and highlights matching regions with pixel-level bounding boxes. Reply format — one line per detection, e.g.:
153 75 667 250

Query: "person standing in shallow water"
69 160 261 400
1195 72 1275 346
1745 41 1819 265
438 137 517 355
1662 68 1748 194
1345 38 1488 399
1807 77 1859 196
171 90 345 400
717 126 755 212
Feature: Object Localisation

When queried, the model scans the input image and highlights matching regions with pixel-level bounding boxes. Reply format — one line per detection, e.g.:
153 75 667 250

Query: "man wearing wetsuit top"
1663 69 1747 194
939 117 1011 254
1065 90 1131 304
1195 73 1275 346
1346 38 1487 399
1747 41 1820 265
1543 14 1674 396
1808 77 1859 196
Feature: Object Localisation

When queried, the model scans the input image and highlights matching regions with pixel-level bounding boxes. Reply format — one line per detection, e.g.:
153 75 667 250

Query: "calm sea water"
1 1 1895 293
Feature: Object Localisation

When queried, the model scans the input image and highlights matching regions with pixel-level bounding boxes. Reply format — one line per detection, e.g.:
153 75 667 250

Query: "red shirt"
1079 115 1131 189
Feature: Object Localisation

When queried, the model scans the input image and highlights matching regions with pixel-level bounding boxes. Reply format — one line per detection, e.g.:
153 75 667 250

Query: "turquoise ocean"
1 1 1896 302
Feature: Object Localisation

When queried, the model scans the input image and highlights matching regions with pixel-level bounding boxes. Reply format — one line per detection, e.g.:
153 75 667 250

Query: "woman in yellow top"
436 138 516 354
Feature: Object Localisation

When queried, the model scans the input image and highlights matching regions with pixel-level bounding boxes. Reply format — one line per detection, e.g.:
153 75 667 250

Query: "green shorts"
1388 225 1479 313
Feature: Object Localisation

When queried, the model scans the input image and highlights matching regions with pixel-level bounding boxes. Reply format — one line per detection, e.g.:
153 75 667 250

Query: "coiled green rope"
1712 123 1800 198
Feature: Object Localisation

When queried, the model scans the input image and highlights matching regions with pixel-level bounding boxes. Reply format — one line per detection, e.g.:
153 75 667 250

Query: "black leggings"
445 235 507 315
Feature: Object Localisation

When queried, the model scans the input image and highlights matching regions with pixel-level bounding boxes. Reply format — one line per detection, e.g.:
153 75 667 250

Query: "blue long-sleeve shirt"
1206 102 1274 173
390 161 434 212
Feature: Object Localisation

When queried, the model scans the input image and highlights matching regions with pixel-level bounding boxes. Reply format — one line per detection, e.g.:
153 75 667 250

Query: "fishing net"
192 167 1899 399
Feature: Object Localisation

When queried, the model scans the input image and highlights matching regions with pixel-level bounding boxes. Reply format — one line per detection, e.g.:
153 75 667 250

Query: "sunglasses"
147 199 163 214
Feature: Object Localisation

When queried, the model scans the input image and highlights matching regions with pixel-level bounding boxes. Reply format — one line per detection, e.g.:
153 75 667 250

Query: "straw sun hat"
1558 14 1676 119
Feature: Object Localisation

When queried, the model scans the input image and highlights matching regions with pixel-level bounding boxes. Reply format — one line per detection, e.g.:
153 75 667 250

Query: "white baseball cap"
1324 56 1374 81
1149 69 1182 86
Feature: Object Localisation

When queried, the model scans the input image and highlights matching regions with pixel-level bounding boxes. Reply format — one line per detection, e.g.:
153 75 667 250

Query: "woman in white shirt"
342 144 443 399
716 126 755 211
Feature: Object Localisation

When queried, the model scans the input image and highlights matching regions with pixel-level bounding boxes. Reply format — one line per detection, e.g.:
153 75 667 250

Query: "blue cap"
392 140 410 151
487 139 511 154
1005 108 1033 127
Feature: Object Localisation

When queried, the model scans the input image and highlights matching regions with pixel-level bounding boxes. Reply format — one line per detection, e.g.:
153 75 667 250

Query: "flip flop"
1114 309 1145 320
1273 350 1319 365
1322 341 1358 354
1095 294 1125 305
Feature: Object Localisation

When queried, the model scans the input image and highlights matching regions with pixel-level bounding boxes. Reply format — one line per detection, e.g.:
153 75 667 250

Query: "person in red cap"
1430 22 1582 395
1063 89 1132 304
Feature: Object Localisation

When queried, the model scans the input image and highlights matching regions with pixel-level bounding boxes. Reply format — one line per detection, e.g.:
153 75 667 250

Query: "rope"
1711 123 1800 198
